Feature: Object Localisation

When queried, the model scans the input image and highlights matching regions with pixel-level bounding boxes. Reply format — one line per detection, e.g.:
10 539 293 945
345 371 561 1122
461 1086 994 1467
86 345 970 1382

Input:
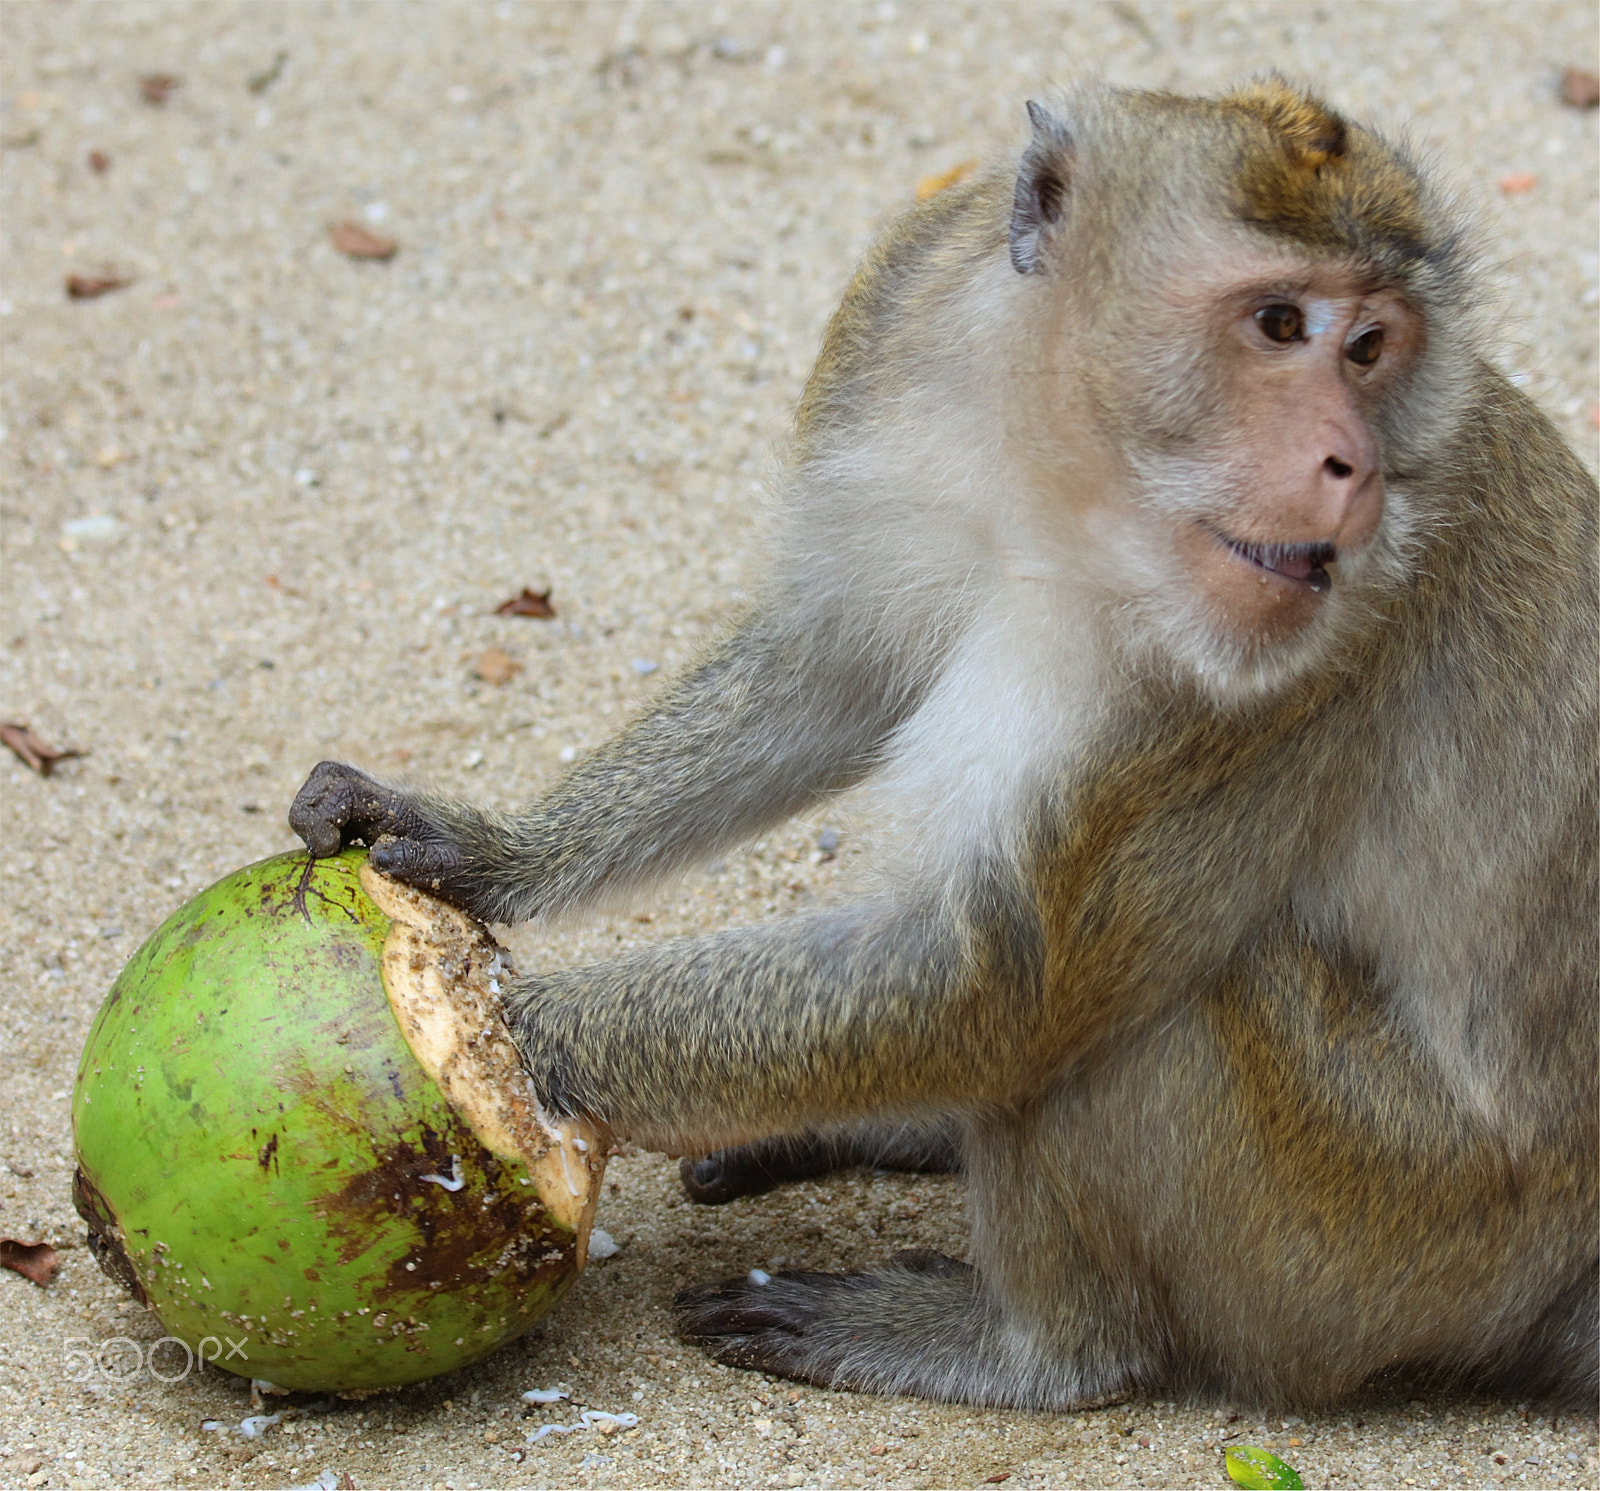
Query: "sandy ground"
2 3 1597 1489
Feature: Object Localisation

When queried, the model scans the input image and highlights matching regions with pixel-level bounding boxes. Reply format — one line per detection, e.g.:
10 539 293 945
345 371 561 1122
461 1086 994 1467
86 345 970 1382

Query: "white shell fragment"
527 1409 639 1444
419 1155 466 1191
203 1413 283 1439
587 1227 620 1259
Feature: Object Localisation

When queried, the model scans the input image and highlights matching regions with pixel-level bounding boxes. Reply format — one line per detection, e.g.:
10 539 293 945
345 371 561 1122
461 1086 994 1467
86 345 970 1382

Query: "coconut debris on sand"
1 3 1595 1488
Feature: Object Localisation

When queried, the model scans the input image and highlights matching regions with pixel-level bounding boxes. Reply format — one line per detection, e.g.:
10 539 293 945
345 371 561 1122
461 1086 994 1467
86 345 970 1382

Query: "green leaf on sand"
1226 1444 1305 1490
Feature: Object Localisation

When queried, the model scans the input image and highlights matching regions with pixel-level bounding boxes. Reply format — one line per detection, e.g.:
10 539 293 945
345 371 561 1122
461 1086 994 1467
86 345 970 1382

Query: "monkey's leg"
680 1117 961 1205
290 608 924 924
1471 1265 1598 1406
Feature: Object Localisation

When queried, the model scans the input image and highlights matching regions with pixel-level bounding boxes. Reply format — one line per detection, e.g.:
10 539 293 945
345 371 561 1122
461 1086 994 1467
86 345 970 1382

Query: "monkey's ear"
1009 100 1076 275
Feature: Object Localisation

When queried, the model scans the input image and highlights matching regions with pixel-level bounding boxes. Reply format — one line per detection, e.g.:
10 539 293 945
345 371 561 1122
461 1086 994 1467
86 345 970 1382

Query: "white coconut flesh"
361 864 607 1264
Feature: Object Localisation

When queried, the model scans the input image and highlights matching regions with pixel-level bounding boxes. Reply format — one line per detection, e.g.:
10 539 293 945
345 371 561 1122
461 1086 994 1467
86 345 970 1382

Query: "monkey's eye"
1254 303 1305 343
1346 327 1384 366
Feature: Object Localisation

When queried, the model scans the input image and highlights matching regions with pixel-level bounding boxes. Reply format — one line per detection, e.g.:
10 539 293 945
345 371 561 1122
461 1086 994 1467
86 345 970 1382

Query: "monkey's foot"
679 1140 832 1205
681 1120 962 1204
675 1253 1131 1409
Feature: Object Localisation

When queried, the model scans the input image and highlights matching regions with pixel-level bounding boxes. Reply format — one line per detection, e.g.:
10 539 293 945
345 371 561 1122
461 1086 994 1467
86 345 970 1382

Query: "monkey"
290 78 1598 1409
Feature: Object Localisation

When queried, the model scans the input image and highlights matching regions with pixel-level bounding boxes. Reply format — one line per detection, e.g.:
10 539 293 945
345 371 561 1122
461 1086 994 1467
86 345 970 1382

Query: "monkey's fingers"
288 760 434 859
290 760 392 856
367 834 472 901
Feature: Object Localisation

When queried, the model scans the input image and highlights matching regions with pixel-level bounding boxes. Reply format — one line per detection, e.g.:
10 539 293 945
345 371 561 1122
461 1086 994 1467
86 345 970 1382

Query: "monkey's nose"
1314 439 1383 551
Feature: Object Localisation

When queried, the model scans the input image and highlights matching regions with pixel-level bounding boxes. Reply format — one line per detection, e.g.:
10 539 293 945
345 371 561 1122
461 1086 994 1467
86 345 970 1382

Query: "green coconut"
71 849 605 1392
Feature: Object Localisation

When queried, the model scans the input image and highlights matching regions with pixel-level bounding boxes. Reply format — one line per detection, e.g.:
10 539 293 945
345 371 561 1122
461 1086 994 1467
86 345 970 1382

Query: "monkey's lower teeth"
1227 539 1332 589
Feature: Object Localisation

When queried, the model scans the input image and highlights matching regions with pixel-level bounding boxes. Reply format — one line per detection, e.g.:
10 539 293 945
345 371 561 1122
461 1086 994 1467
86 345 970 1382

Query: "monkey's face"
1074 253 1425 691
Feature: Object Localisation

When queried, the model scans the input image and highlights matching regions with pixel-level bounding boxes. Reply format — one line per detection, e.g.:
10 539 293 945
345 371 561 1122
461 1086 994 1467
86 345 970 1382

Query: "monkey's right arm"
290 605 923 925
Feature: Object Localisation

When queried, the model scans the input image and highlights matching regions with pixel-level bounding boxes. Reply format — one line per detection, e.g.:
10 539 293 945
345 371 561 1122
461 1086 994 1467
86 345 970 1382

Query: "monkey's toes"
677 1150 791 1204
674 1268 839 1339
675 1270 851 1382
678 1154 741 1205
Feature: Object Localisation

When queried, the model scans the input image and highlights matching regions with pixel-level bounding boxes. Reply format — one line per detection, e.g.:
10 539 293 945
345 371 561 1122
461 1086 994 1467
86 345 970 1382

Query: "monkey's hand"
289 760 480 909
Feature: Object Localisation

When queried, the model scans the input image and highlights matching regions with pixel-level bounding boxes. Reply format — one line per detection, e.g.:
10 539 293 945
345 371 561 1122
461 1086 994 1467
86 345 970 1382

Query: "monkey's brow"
1234 275 1318 301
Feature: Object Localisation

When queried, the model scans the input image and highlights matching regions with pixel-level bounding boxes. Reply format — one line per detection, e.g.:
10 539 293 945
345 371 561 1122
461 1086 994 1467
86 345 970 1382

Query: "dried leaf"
1226 1445 1305 1490
1561 68 1600 109
66 273 130 300
1497 171 1538 195
248 51 289 95
0 1238 59 1286
983 1475 1011 1485
1 722 83 775
329 221 398 260
915 158 977 201
87 149 111 173
474 647 522 686
494 586 556 618
139 73 181 106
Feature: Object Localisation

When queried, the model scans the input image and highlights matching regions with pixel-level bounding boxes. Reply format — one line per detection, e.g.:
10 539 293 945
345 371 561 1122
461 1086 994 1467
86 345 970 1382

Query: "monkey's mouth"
1212 529 1336 593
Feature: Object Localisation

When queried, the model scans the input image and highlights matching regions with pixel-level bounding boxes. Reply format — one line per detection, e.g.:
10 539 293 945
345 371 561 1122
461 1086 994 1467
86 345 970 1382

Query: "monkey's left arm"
509 882 1046 1152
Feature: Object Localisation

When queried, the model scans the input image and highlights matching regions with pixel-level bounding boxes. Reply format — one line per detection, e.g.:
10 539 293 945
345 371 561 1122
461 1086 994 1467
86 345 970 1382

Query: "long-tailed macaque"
291 80 1597 1407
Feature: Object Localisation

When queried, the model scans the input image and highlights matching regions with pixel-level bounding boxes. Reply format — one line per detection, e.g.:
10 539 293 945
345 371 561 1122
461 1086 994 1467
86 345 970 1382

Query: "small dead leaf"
474 647 522 685
87 149 111 173
1 722 83 775
983 1475 1011 1485
139 73 181 106
0 1238 59 1286
1561 68 1600 109
66 273 130 300
915 157 977 201
330 221 398 260
494 586 556 618
248 50 289 95
1497 171 1538 195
